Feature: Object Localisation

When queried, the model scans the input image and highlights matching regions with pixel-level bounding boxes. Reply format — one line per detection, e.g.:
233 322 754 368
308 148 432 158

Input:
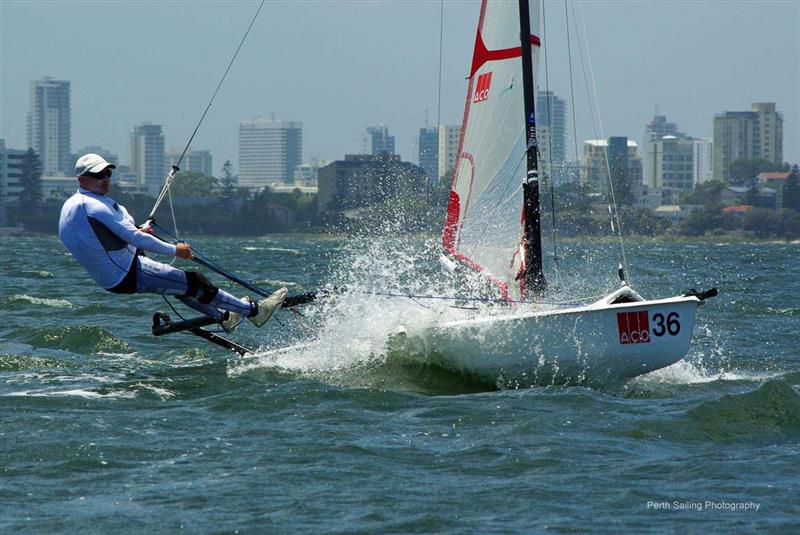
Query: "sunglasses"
87 169 113 179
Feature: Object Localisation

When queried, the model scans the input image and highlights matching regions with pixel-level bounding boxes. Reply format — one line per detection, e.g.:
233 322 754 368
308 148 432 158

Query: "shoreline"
3 226 798 245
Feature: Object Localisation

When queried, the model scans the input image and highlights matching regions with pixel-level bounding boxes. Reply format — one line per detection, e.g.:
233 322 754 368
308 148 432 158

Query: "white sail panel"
443 0 541 300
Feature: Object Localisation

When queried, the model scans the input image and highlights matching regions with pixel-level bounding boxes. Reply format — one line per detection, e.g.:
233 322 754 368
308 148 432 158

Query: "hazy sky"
2 0 798 173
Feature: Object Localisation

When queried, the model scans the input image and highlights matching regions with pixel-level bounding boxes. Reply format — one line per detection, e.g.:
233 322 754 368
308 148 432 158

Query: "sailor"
59 153 286 332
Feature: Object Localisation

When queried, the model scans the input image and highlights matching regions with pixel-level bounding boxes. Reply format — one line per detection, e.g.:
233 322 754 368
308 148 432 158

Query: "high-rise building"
692 138 714 186
712 111 756 182
713 102 783 182
537 91 566 164
166 147 213 177
0 140 27 224
418 126 439 184
238 118 302 191
642 112 685 188
581 139 639 195
129 123 165 197
27 77 71 175
752 102 783 168
605 136 643 205
438 125 460 182
363 125 395 156
643 135 694 203
608 136 631 203
644 112 682 144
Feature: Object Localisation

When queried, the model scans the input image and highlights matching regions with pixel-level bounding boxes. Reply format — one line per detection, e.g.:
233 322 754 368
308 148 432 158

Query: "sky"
2 0 798 174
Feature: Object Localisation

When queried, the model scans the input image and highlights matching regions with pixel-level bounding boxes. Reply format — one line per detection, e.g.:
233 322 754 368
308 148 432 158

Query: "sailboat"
394 0 716 386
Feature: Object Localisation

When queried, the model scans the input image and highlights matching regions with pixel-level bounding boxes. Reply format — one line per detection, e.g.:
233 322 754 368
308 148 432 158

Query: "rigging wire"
568 2 599 169
436 0 445 136
148 0 267 223
352 290 608 308
540 0 561 287
564 0 581 165
572 1 630 281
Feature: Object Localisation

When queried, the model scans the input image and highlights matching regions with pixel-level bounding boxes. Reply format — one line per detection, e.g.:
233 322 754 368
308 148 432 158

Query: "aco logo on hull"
617 310 650 345
473 72 493 103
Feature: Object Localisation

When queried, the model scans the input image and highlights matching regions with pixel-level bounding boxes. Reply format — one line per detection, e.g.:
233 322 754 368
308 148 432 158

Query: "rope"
163 294 187 322
165 187 180 266
573 2 630 281
167 188 179 241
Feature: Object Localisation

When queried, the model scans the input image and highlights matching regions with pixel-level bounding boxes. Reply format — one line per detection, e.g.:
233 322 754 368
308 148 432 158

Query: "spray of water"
230 222 467 378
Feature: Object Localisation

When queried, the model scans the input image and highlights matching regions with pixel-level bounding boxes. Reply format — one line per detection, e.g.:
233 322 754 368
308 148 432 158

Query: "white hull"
393 289 703 386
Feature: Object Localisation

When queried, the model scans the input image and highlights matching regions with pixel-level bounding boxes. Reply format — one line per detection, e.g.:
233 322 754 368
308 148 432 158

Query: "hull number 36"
617 310 681 345
652 312 681 337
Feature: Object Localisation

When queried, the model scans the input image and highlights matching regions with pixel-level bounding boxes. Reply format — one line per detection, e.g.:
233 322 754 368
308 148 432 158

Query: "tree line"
6 150 800 240
546 166 800 240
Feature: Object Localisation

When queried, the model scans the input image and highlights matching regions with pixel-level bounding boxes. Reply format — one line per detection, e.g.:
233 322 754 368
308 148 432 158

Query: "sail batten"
442 0 541 300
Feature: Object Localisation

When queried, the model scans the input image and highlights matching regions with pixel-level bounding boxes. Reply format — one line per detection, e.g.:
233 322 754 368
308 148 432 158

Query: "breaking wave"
4 388 138 400
20 270 55 278
634 359 781 386
6 294 74 308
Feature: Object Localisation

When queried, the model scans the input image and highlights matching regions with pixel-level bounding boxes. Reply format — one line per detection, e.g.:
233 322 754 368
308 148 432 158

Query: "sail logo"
617 311 650 345
473 72 493 103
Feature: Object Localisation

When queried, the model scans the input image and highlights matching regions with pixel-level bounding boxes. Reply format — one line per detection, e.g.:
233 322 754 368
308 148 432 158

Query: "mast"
518 0 546 296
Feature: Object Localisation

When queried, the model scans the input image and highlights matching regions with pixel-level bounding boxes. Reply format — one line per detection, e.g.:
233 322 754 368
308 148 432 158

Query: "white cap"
75 153 116 177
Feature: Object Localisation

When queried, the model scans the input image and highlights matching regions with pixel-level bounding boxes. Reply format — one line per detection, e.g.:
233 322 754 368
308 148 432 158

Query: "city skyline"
8 76 789 188
2 2 798 171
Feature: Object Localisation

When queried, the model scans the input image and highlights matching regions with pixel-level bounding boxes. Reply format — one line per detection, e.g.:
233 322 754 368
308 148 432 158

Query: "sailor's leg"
184 272 254 317
174 295 224 322
173 289 256 326
207 289 255 317
136 257 252 320
136 256 192 297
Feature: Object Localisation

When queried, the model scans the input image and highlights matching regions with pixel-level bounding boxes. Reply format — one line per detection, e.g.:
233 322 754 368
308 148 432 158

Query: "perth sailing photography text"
646 500 762 513
2 0 798 532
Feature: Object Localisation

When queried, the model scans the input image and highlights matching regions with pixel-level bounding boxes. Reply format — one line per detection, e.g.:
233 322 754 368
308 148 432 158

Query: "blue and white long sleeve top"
59 188 177 289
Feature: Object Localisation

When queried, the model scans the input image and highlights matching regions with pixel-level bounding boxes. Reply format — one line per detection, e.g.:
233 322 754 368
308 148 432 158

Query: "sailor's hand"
175 242 193 260
138 223 154 234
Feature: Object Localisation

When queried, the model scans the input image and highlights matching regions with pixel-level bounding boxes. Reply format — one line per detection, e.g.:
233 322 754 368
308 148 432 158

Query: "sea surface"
1 234 798 533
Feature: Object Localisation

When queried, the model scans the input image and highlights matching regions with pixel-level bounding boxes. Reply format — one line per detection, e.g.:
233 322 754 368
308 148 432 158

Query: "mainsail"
442 0 541 300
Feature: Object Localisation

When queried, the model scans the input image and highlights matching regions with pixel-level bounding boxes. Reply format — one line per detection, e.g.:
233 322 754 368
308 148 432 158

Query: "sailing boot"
221 310 241 333
249 288 288 327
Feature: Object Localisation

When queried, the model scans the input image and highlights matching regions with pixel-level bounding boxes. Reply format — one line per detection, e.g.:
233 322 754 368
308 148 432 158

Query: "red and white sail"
442 0 541 300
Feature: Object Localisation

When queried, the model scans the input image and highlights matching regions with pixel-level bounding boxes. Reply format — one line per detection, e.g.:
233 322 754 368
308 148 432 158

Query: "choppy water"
1 234 799 532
